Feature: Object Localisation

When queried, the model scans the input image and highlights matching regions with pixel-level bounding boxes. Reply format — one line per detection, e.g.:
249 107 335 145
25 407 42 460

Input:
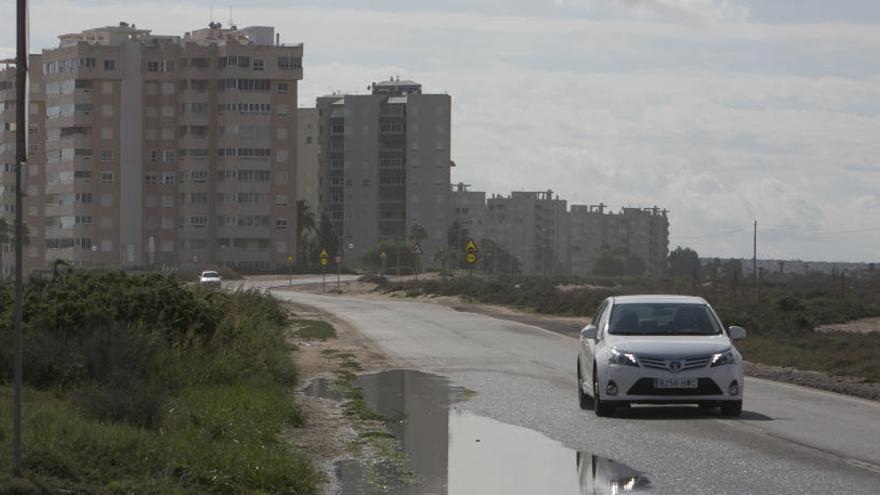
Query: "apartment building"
0 57 47 277
569 204 669 277
450 182 487 241
7 22 303 273
484 190 570 276
316 78 451 264
296 107 319 212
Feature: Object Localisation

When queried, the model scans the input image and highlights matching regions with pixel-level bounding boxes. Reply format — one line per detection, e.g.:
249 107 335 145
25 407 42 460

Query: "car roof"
611 294 708 305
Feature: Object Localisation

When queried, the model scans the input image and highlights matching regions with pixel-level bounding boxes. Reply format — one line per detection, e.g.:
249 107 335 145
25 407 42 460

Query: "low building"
484 190 569 275
569 205 669 277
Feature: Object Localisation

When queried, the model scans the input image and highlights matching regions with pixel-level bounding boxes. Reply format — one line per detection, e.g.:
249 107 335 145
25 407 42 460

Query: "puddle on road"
309 369 653 494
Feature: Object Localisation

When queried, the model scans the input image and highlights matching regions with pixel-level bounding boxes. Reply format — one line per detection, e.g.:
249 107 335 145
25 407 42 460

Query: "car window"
596 302 612 338
591 301 607 326
608 303 722 336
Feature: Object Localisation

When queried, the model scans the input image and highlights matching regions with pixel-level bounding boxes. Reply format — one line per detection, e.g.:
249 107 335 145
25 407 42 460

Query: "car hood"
605 335 731 356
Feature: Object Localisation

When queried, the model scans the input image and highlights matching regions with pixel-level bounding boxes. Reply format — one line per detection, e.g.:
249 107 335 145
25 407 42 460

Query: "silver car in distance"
577 295 746 417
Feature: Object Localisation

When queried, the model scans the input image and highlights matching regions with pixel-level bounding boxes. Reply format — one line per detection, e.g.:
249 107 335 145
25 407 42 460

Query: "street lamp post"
13 0 28 473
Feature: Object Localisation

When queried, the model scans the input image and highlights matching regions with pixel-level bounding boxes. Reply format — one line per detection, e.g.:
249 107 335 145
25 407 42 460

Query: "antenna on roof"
228 6 237 30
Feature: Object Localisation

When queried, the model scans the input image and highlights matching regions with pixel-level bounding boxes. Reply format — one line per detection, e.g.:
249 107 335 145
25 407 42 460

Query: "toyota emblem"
669 361 683 373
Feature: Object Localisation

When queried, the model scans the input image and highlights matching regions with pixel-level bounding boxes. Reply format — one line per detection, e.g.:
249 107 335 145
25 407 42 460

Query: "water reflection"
308 369 653 494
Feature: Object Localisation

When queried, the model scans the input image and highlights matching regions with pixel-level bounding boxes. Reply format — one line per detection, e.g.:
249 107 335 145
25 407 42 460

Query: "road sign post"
287 255 294 286
464 239 479 277
319 249 329 292
335 255 343 292
379 251 387 276
411 243 423 282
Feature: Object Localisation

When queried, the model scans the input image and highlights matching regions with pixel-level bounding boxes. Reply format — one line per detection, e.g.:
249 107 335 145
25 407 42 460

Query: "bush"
0 270 318 492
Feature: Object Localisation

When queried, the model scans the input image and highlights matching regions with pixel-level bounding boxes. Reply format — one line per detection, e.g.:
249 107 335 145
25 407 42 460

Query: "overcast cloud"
1 0 878 261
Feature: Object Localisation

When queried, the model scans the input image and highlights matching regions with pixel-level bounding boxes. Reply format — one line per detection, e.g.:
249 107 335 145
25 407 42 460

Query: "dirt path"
816 317 880 334
281 300 395 494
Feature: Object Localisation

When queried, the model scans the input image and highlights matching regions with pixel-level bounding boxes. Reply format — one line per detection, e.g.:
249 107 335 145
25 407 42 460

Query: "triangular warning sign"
320 249 329 258
464 239 478 253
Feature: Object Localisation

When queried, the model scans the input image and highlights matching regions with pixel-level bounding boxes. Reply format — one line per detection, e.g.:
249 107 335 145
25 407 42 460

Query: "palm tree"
296 200 317 266
409 223 427 245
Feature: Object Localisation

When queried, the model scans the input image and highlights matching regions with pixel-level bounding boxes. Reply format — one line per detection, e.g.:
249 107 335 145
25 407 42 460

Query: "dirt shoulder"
281 300 395 494
816 317 880 334
288 281 880 403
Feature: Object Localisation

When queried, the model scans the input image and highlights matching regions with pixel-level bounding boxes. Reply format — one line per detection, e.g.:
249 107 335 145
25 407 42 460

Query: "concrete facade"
484 190 570 276
569 205 669 277
1 22 304 273
317 79 451 264
296 107 319 212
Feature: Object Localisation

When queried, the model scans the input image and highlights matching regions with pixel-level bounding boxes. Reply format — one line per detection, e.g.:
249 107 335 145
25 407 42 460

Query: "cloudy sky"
2 0 879 262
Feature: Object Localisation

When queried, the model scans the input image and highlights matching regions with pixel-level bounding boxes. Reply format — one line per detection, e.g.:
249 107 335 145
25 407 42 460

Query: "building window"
144 173 158 184
277 56 301 70
147 61 159 72
277 82 288 94
162 172 175 184
253 59 264 71
275 194 289 207
101 172 114 183
101 150 113 161
103 59 115 70
275 218 288 229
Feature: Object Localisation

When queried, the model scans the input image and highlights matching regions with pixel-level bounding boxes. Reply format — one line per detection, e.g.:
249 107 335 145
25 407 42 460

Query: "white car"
577 295 746 417
198 270 222 289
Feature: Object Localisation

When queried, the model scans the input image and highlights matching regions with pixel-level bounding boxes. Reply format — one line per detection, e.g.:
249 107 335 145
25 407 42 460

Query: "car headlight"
711 349 736 367
608 348 639 367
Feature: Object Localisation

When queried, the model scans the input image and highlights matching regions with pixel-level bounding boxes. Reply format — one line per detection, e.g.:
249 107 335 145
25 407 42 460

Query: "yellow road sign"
465 252 478 265
319 249 329 259
464 239 478 253
287 255 294 263
379 251 387 259
320 257 329 266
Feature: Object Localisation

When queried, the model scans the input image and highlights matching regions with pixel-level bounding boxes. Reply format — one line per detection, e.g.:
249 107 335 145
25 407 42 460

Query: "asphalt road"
272 289 880 494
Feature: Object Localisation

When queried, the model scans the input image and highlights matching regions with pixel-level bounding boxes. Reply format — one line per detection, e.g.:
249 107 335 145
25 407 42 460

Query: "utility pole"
13 0 28 473
753 220 759 300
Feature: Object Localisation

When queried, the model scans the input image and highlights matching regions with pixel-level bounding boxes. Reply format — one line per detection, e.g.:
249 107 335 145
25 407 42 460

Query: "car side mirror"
729 326 747 340
580 324 598 341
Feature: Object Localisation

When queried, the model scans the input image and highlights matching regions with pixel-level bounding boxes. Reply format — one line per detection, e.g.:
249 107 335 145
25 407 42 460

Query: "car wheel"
720 401 743 417
593 367 614 417
577 359 589 410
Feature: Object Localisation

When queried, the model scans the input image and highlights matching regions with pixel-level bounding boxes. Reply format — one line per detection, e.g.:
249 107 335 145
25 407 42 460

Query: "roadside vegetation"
0 268 317 493
381 273 880 382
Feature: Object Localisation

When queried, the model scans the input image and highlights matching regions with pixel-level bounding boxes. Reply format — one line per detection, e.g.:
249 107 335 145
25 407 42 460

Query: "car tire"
720 401 743 417
593 367 614 417
577 359 589 410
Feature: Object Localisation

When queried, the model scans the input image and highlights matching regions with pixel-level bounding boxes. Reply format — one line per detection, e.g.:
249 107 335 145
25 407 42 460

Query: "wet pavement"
310 369 652 494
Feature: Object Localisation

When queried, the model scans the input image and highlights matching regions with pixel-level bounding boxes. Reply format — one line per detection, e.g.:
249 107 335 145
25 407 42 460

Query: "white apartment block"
0 22 304 274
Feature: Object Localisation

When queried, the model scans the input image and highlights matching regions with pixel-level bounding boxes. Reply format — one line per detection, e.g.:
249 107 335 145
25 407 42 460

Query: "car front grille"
627 378 722 396
636 354 712 372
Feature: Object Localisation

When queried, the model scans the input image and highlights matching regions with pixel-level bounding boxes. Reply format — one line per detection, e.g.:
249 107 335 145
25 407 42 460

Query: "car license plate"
654 378 698 389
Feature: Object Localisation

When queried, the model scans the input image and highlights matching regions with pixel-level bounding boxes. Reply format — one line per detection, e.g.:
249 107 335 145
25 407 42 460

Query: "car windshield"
608 303 721 336
202 272 220 278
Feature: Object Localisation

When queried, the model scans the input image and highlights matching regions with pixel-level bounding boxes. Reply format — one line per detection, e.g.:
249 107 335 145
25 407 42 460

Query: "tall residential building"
296 107 319 212
317 78 451 264
485 190 570 276
569 205 669 277
1 57 47 277
8 22 303 273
